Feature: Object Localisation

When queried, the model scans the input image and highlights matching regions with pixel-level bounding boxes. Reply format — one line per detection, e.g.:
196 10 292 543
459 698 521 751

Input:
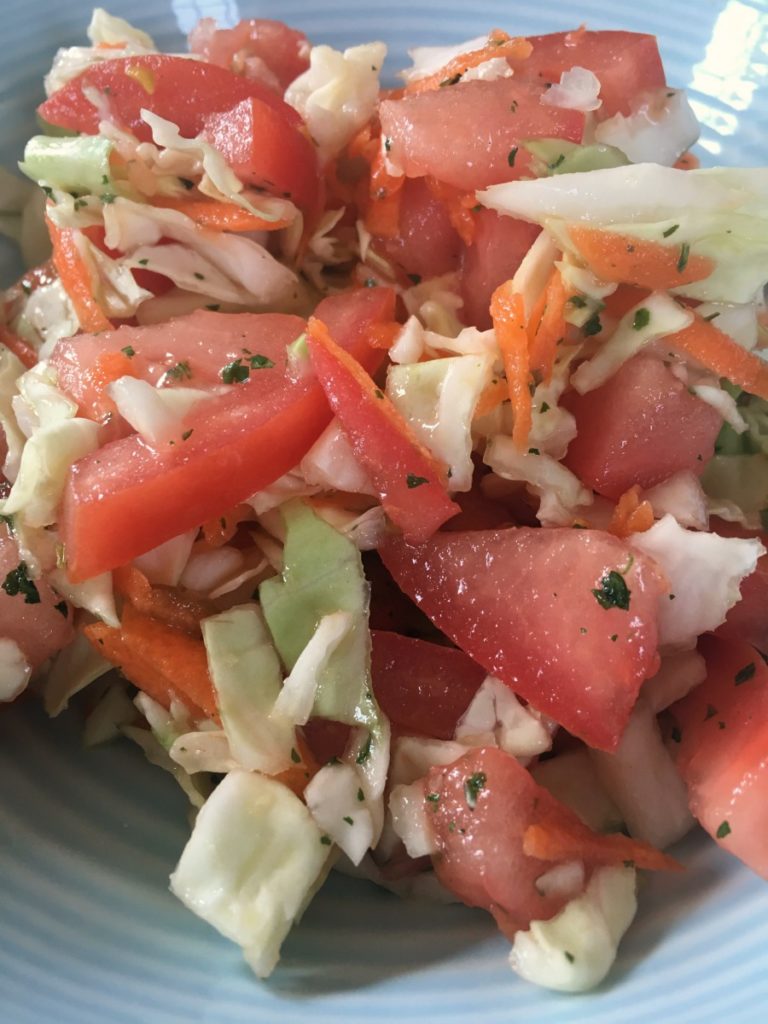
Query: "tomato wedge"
307 317 459 541
670 636 768 879
380 526 666 750
61 288 395 581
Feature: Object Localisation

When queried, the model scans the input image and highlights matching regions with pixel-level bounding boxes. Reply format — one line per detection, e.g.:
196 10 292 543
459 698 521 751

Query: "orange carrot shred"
151 196 291 232
529 268 567 382
47 215 112 333
364 187 402 239
406 30 533 94
84 605 218 720
490 281 532 450
112 565 216 636
474 376 509 418
668 313 768 401
523 820 683 872
201 503 252 548
608 485 655 539
569 225 715 291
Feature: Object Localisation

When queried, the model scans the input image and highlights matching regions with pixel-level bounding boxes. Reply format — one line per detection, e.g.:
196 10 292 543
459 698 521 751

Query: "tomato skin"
562 355 722 500
61 288 395 582
370 630 485 739
460 210 540 329
201 98 321 215
38 55 302 142
511 30 666 118
380 526 665 751
188 18 310 92
380 78 584 192
670 636 768 879
711 519 768 653
0 526 73 673
379 177 463 280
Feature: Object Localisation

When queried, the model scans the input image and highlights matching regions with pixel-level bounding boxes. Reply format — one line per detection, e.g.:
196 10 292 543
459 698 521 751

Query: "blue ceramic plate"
1 2 767 1021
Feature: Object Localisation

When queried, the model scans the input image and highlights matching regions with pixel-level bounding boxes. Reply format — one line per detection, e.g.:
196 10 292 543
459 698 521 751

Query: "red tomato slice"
0 525 73 673
562 355 722 500
61 288 395 582
38 55 302 141
380 526 665 751
378 177 463 280
380 78 584 192
188 18 310 92
371 630 486 739
460 210 540 329
200 98 321 215
670 636 768 879
425 746 674 939
511 30 666 118
712 519 768 653
307 318 460 542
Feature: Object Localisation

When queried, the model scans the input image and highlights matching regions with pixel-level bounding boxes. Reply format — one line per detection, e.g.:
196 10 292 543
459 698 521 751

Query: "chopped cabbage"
387 354 494 491
388 781 437 858
20 135 114 195
641 649 707 713
0 348 25 481
534 861 586 901
594 89 700 167
15 279 79 359
631 514 764 648
273 612 354 725
0 639 31 702
123 723 210 809
304 762 375 865
701 454 768 529
571 291 693 393
390 736 470 787
43 631 111 716
76 234 153 318
285 43 386 161
49 567 119 627
132 529 197 587
510 866 637 992
170 770 332 977
455 676 554 762
401 35 487 82
531 749 623 835
179 546 245 595
107 376 213 447
523 139 629 177
201 605 295 774
83 680 137 747
169 730 239 775
694 301 758 350
643 471 708 530
300 420 373 495
510 230 559 319
540 68 602 113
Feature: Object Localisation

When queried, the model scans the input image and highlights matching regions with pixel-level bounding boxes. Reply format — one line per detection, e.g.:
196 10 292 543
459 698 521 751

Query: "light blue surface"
1 1 767 1021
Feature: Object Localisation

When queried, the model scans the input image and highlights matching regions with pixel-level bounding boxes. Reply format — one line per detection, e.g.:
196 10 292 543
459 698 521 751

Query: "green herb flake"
342 815 354 826
220 358 250 385
357 788 365 802
623 859 635 869
41 186 54 200
507 147 518 167
21 282 32 295
406 473 429 489
364 277 377 288
249 354 274 370
2 562 41 605
540 401 550 413
407 273 422 285
610 633 618 642
564 951 575 964
137 258 149 266
704 703 718 721
592 570 631 611
121 345 136 358
180 429 193 441
662 224 679 238
448 820 457 833
579 626 588 635
374 388 384 400
548 153 566 171
356 733 372 764
320 835 332 846
671 726 682 743
735 662 756 686
583 312 603 337
716 820 731 839
180 177 195 190
440 73 461 87
206 303 221 312
193 271 205 281
510 100 519 113
384 136 392 152
464 771 487 810
677 241 690 273
426 792 440 806
101 174 110 185
528 447 540 455
632 307 651 331
0 513 14 528
100 192 116 205
54 600 69 617
166 361 192 381
568 294 588 308
290 747 301 764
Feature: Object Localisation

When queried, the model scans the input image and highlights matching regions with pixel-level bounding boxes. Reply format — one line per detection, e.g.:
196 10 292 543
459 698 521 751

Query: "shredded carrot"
674 151 700 170
475 376 509 418
425 177 476 245
367 321 402 350
529 268 566 382
364 187 402 239
608 485 655 539
47 215 112 333
0 324 36 369
490 282 532 450
151 196 291 232
113 565 216 636
569 225 715 291
668 312 768 401
523 820 683 872
369 149 405 200
201 503 252 547
84 605 218 720
406 30 533 94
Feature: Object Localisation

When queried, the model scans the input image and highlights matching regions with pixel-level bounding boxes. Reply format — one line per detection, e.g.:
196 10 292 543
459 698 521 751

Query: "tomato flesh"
380 526 665 750
188 18 310 92
379 177 463 280
670 636 768 879
563 355 722 500
371 630 485 739
460 210 540 329
711 519 768 653
61 288 394 581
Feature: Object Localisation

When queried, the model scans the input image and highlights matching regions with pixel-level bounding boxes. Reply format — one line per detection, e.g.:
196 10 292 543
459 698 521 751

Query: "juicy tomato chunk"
38 55 302 141
670 636 768 879
712 519 768 653
562 355 722 500
61 288 394 581
380 526 665 751
188 17 310 91
380 78 584 192
201 98 321 215
371 630 486 739
460 210 540 329
379 177 463 280
0 526 73 676
511 30 666 118
425 746 674 938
